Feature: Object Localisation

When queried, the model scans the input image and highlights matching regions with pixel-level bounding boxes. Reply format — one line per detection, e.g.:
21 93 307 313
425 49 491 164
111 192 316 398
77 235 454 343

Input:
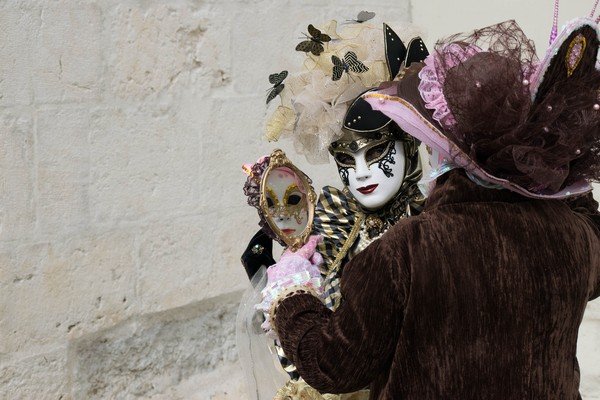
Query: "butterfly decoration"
266 70 288 104
347 11 376 23
331 51 369 81
296 24 332 56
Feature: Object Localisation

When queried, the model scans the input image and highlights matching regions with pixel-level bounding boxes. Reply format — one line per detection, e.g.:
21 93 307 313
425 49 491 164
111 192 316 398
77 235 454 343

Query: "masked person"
316 95 423 311
244 19 429 308
240 18 429 400
263 9 600 400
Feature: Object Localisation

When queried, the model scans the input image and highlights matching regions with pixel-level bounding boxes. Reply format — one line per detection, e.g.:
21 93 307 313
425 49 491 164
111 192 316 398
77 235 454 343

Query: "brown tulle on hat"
365 19 600 198
434 21 600 193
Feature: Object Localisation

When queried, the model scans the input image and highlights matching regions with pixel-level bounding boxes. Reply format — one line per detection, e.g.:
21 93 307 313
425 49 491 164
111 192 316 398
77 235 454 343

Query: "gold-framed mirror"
259 149 316 251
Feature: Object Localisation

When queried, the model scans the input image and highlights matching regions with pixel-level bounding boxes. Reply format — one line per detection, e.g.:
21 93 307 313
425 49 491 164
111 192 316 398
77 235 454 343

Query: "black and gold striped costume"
315 184 424 311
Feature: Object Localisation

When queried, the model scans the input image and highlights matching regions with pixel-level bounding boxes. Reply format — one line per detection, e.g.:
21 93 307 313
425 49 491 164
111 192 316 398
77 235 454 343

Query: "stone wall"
0 0 598 399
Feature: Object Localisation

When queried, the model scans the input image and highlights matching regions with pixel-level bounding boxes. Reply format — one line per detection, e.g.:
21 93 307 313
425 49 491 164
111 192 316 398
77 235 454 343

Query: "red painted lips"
357 184 378 194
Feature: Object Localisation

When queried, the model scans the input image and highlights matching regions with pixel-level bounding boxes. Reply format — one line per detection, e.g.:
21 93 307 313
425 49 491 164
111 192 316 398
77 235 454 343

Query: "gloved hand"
256 234 325 338
240 229 275 281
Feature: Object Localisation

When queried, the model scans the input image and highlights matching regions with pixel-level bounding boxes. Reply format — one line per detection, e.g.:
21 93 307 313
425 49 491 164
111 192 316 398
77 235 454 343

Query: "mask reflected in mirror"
264 167 309 237
260 149 316 251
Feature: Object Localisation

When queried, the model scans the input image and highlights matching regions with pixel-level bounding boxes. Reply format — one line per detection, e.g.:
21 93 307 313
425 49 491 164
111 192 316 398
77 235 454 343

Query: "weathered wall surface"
0 0 598 399
0 1 261 397
0 0 395 399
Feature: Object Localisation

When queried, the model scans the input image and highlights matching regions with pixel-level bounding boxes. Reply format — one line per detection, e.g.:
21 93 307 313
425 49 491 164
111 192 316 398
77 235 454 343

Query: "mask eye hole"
287 193 302 206
365 142 390 163
334 152 355 166
265 187 279 210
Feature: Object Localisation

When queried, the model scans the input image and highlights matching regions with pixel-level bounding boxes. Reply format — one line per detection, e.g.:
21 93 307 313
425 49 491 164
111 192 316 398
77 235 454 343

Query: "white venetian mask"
264 167 308 236
332 139 406 210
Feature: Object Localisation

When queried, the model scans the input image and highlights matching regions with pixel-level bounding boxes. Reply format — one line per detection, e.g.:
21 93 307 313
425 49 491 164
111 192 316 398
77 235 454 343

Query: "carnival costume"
263 3 600 399
241 17 430 400
262 19 429 314
316 99 424 311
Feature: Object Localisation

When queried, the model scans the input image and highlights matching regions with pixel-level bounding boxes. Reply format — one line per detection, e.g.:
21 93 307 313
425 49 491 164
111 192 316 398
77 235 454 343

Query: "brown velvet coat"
275 170 600 399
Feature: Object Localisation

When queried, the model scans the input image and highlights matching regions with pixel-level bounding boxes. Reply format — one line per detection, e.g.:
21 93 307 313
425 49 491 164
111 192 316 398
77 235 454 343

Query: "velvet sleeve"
565 192 600 231
274 236 406 394
566 193 600 300
564 192 600 300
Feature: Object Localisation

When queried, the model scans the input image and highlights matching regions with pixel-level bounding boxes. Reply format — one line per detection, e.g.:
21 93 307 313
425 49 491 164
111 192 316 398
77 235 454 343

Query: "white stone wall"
0 0 598 399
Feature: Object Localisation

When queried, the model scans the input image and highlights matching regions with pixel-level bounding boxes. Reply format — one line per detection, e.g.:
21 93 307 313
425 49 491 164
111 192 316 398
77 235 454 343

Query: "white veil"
236 267 289 399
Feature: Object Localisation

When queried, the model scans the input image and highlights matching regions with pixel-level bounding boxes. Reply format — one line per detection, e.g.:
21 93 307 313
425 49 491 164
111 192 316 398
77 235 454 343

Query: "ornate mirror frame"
259 149 317 251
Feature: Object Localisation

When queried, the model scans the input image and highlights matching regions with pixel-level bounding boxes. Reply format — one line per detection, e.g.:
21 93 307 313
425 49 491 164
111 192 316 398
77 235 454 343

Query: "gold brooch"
251 244 264 255
365 214 384 232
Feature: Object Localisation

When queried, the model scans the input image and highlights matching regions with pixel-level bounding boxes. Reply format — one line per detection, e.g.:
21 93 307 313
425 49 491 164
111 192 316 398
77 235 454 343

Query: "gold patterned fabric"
313 186 363 310
314 181 424 311
274 379 369 400
314 187 362 272
274 379 340 400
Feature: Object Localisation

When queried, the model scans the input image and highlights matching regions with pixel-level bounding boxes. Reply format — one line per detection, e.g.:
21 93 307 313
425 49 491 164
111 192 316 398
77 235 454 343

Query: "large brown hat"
364 19 600 199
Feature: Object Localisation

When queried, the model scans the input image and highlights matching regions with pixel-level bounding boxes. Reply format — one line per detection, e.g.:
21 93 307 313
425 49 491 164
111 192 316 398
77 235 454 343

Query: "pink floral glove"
256 235 325 338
